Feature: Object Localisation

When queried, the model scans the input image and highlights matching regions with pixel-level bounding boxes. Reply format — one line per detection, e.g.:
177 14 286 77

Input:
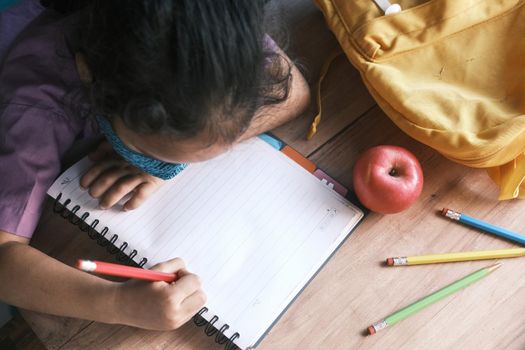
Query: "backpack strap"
306 48 344 140
487 154 525 200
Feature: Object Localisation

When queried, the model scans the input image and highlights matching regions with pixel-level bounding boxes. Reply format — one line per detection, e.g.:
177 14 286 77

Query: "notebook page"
48 138 363 349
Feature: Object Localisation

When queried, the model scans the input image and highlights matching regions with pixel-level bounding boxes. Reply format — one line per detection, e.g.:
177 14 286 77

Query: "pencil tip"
487 263 502 272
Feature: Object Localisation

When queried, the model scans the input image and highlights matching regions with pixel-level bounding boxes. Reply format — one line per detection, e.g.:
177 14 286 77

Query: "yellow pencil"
386 248 525 266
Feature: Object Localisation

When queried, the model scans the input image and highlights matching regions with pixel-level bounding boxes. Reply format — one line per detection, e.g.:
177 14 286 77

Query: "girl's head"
61 0 291 163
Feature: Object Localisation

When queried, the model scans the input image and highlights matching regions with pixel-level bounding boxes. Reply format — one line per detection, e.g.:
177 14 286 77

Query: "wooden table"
7 1 525 349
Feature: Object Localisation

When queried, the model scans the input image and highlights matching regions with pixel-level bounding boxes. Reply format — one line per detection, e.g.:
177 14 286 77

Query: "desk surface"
11 1 525 349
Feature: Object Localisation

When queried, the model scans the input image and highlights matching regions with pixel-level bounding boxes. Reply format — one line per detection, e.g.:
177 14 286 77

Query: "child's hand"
80 141 164 210
115 258 206 330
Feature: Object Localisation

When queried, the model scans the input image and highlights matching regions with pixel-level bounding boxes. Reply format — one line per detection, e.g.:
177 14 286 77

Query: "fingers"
80 160 128 189
150 257 186 273
124 257 206 330
123 182 159 211
85 166 138 199
99 176 145 209
150 258 203 305
81 157 164 210
171 273 201 295
181 289 207 315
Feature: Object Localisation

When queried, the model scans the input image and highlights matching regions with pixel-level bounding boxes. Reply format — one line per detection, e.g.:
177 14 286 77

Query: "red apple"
352 145 423 214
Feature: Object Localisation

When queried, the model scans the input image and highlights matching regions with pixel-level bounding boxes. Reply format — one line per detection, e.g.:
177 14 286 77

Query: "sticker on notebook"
281 146 316 173
313 169 348 197
258 133 284 150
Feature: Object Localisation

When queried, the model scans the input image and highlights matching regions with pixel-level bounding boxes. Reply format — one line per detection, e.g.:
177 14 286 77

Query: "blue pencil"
441 208 525 246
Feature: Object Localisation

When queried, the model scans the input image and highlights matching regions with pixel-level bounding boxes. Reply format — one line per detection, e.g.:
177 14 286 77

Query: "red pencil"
76 259 177 282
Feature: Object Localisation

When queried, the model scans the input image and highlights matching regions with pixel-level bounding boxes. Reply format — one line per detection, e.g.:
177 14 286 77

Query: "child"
0 0 309 331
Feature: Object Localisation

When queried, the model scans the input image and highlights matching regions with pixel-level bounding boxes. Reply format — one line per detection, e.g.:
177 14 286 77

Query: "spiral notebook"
47 137 364 350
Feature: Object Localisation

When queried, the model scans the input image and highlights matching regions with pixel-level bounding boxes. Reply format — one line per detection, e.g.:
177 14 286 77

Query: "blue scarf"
96 116 187 180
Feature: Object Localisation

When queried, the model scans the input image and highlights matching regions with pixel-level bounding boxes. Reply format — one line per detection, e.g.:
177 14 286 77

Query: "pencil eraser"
386 258 394 266
367 326 376 335
77 260 96 272
441 208 449 216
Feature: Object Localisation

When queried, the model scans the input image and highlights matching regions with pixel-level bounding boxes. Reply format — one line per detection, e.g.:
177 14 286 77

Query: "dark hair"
44 0 291 143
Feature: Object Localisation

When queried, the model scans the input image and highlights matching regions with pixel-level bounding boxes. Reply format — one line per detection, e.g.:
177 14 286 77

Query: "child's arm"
239 50 311 141
0 231 206 330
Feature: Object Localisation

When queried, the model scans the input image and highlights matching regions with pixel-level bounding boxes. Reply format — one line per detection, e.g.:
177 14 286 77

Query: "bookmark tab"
313 169 348 197
281 146 316 173
258 133 284 150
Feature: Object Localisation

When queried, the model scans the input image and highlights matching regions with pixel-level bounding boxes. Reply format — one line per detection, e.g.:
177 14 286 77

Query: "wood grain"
5 0 525 349
0 313 45 350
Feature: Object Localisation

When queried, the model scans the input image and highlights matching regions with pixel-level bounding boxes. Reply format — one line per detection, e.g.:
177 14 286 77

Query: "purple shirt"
0 0 43 61
0 9 95 238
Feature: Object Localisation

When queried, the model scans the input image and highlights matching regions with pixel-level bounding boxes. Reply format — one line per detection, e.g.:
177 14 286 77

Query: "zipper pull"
372 0 402 15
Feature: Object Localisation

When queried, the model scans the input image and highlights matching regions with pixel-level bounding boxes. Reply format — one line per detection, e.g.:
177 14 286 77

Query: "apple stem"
389 168 398 177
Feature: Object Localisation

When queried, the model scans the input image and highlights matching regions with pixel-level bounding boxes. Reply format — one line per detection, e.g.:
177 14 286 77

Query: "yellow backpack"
311 0 525 200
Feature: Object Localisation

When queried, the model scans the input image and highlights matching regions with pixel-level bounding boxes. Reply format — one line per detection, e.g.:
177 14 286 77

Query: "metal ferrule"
393 257 408 266
444 209 461 221
372 319 388 333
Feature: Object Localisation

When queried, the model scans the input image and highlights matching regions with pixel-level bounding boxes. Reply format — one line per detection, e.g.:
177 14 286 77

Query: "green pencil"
368 263 501 335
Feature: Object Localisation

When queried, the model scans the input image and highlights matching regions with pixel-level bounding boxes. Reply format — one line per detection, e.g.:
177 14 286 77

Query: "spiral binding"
193 307 241 350
54 193 241 349
52 193 147 267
